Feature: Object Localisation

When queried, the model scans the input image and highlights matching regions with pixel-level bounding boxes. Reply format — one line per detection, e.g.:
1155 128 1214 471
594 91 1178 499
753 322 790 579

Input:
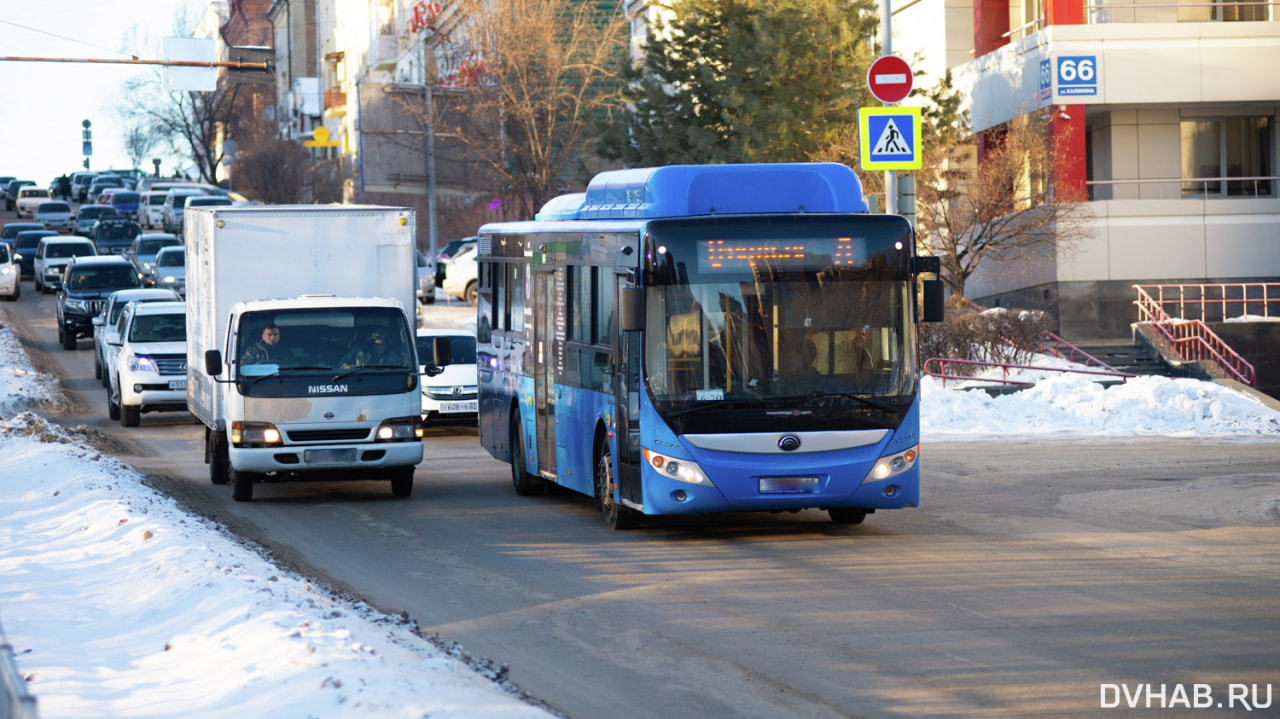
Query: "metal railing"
1 616 39 719
1086 176 1278 201
1132 285 1258 386
922 356 1135 389
1133 283 1280 322
1085 0 1277 23
1039 331 1131 371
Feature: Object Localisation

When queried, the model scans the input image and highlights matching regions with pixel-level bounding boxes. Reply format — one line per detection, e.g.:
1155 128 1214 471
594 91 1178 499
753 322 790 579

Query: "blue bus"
475 163 944 528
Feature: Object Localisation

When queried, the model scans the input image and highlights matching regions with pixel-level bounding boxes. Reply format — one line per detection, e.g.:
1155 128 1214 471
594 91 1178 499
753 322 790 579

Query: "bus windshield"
642 215 917 433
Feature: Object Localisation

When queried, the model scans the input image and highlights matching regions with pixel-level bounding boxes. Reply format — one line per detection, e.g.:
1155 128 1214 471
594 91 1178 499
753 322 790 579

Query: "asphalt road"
4 213 1279 717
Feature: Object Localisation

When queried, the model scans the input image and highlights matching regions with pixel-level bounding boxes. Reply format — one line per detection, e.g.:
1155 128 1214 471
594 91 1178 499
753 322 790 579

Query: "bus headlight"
231 421 283 448
864 444 918 482
642 447 714 487
376 416 424 442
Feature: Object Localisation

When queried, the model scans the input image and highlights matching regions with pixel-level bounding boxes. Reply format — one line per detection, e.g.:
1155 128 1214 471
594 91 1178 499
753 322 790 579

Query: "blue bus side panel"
552 384 614 497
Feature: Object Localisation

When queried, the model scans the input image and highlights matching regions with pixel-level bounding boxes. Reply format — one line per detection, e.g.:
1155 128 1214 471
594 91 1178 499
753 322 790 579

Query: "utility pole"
879 0 897 215
421 37 438 265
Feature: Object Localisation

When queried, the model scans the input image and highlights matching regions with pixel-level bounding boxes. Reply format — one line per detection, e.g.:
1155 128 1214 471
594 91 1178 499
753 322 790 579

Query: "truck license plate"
440 400 478 413
168 379 187 390
758 476 820 494
304 448 357 465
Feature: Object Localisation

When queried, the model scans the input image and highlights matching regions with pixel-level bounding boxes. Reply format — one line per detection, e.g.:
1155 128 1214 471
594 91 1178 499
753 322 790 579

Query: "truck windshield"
642 214 918 435
236 306 415 379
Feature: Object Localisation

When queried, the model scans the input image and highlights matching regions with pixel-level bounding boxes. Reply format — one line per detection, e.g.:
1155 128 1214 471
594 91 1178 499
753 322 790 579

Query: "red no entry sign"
867 55 913 104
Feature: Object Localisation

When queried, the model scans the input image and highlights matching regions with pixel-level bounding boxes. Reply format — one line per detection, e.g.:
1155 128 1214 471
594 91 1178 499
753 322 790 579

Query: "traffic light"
82 158 90 169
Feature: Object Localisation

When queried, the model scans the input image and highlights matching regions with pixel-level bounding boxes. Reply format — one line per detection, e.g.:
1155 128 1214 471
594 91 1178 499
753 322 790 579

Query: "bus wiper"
668 400 742 417
805 391 896 413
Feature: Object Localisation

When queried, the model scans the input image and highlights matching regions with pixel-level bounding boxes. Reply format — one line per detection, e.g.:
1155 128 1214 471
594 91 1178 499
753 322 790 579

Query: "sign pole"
879 0 896 215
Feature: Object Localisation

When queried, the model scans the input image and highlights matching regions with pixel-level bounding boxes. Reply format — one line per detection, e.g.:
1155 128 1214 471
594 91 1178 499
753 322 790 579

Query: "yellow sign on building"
303 126 341 148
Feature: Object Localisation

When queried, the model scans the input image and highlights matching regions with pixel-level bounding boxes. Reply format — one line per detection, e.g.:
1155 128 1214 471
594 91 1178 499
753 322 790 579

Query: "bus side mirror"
619 286 645 332
922 280 945 323
204 349 223 376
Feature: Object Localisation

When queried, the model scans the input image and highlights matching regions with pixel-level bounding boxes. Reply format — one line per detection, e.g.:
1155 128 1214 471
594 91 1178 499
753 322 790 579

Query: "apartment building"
895 0 1280 340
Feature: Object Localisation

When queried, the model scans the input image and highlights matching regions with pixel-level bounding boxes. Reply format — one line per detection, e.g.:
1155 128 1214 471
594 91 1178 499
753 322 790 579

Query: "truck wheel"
61 327 76 350
828 508 868 525
595 441 640 530
509 413 543 496
231 470 255 501
121 404 140 427
390 466 414 497
106 383 120 421
209 430 230 485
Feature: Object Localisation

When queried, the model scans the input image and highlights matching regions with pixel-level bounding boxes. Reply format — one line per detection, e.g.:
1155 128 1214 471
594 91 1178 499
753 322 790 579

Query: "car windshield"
156 251 185 268
188 198 230 207
112 193 140 204
138 239 179 255
79 207 116 219
38 202 70 213
128 313 186 343
16 233 52 250
67 266 140 290
148 195 167 206
98 225 141 241
46 243 95 259
415 334 476 365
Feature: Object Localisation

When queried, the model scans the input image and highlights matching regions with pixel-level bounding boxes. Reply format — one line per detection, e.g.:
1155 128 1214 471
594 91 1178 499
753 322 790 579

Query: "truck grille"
151 354 186 375
286 428 371 442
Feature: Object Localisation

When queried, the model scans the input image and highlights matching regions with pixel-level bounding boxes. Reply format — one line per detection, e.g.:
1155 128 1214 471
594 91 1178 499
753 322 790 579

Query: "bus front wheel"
595 443 640 530
510 414 543 496
828 508 868 525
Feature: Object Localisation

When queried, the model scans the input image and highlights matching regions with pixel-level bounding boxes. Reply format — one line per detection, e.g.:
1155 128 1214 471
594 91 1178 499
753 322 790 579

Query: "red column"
974 0 1011 58
1052 108 1087 201
1044 0 1085 26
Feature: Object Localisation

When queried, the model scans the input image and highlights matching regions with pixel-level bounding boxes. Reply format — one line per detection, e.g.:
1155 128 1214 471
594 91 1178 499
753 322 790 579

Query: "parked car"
13 230 59 278
90 218 144 255
4 180 34 211
137 191 168 228
161 188 207 233
0 242 19 301
71 172 96 202
123 233 182 285
416 249 436 305
442 243 478 305
434 237 477 285
104 299 189 427
415 328 478 425
87 175 125 203
0 222 47 248
15 187 51 217
92 287 182 382
33 201 75 233
149 246 186 295
75 205 121 235
34 236 96 293
56 255 142 350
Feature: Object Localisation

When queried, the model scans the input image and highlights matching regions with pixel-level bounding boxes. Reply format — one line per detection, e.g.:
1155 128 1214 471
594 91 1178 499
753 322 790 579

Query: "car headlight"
126 353 159 373
65 299 89 313
376 416 424 442
0 266 12 276
863 444 919 483
641 447 714 486
231 421 283 448
160 275 177 284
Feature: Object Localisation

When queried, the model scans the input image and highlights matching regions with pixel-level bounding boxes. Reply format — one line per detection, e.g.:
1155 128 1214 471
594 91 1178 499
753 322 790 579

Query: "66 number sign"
1056 55 1098 97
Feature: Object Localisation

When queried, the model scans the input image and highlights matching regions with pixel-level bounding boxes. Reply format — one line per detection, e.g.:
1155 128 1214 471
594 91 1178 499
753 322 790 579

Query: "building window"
1180 117 1272 197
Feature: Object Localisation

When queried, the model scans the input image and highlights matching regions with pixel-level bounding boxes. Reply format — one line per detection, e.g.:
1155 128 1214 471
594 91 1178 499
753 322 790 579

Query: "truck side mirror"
204 349 223 376
922 280 945 323
619 286 645 332
433 336 452 367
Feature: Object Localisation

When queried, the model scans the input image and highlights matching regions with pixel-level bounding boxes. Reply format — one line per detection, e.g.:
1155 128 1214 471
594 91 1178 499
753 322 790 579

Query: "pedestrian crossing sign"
859 106 922 170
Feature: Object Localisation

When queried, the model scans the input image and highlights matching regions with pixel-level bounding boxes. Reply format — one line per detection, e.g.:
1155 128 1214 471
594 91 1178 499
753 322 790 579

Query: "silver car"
150 246 186 296
34 201 75 233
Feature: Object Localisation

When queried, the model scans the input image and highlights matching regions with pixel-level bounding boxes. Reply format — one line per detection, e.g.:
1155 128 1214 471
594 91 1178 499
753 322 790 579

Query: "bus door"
533 270 557 478
613 271 643 506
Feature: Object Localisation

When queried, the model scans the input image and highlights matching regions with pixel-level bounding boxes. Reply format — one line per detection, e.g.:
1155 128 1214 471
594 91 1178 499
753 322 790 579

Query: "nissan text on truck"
187 205 437 501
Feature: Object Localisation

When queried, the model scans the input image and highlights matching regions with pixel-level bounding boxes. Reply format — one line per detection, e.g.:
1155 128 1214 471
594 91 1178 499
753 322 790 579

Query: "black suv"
57 255 142 350
91 218 143 255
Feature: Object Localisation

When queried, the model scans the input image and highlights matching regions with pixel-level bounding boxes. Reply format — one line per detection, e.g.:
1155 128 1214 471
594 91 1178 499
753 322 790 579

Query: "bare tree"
122 123 155 172
915 117 1092 298
423 0 630 220
232 138 314 204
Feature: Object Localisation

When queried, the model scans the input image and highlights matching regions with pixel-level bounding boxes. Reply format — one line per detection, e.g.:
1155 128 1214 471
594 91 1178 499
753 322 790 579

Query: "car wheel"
9 284 17 301
93 352 102 379
34 276 42 293
61 327 76 350
231 469 256 502
509 412 543 496
465 281 478 306
390 466 414 497
121 403 140 428
595 440 640 530
106 382 120 421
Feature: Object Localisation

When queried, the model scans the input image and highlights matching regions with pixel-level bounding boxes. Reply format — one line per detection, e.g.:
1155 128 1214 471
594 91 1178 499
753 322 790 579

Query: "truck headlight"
231 421 283 448
126 353 158 373
863 444 918 482
376 416 424 442
642 447 714 486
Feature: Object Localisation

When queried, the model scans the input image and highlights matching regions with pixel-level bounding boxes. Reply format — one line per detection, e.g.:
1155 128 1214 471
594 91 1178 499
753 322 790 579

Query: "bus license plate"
304 448 357 465
759 476 820 494
440 400 478 413
168 379 187 390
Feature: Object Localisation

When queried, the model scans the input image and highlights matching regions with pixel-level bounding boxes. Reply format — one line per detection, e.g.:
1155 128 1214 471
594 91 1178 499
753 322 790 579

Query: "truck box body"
185 205 424 498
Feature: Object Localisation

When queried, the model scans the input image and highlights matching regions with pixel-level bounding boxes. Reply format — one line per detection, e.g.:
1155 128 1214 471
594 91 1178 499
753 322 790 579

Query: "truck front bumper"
230 441 424 475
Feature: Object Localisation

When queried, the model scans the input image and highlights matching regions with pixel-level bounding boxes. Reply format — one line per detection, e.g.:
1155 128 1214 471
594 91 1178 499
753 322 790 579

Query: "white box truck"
186 205 431 501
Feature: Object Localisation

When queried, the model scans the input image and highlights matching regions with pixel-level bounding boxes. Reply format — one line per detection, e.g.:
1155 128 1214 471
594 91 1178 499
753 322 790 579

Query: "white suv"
104 300 189 427
33 236 96 293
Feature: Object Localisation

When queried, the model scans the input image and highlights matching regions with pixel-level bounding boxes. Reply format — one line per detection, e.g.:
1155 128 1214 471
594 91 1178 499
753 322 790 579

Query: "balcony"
324 88 347 117
368 34 399 72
